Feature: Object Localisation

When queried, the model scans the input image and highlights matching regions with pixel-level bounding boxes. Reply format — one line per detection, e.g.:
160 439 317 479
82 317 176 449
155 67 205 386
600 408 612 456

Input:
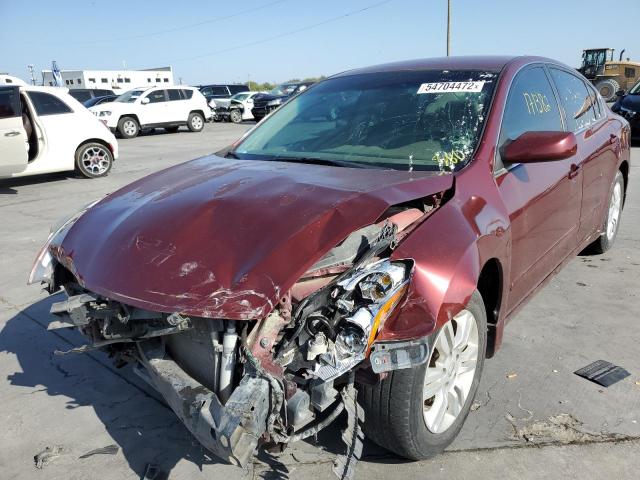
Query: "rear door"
494 65 583 313
0 87 28 176
166 88 187 122
548 68 620 243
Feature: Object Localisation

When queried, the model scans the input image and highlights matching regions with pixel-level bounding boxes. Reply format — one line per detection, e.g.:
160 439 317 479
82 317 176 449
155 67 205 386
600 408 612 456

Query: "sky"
1 0 639 86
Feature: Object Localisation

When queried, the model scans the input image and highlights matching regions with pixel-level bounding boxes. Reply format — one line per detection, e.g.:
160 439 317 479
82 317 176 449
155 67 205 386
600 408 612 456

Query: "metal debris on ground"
79 444 119 459
506 372 518 379
34 445 63 469
574 360 630 387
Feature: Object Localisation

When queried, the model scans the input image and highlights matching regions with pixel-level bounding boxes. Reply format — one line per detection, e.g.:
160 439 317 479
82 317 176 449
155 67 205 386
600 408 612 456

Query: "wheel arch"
118 113 141 126
476 258 504 358
619 160 629 204
75 138 114 157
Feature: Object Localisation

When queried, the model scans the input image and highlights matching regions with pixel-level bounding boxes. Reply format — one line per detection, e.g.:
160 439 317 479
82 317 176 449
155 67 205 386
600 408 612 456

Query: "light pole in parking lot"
447 0 451 56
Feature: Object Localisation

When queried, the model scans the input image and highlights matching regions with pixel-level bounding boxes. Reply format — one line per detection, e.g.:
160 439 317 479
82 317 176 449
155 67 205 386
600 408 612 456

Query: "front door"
139 89 170 125
0 87 28 176
494 66 583 313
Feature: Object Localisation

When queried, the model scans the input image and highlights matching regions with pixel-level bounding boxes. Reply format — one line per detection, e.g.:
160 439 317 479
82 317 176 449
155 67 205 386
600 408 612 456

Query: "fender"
381 172 511 344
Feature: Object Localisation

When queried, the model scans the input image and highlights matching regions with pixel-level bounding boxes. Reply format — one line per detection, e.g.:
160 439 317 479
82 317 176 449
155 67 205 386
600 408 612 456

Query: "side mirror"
502 131 577 164
141 97 150 105
615 89 626 97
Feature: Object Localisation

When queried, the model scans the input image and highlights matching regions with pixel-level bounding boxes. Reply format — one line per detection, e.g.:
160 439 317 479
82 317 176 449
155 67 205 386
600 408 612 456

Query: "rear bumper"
136 339 270 467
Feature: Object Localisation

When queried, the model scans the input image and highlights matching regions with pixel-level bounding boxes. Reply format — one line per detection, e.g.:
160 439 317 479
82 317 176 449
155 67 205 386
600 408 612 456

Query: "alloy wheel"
81 146 111 175
191 115 203 130
123 120 137 137
423 309 479 434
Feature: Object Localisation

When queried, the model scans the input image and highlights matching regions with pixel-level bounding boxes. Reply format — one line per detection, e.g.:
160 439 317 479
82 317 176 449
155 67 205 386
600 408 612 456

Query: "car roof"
332 55 563 77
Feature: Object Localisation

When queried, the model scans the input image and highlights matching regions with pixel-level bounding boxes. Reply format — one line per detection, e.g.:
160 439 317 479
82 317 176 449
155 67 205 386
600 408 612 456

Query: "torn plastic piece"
79 444 119 459
369 338 429 373
333 381 364 480
574 360 630 387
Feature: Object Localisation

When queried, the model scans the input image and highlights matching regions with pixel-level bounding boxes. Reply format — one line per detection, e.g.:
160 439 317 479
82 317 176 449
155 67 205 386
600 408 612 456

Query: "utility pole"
27 64 36 85
446 0 451 56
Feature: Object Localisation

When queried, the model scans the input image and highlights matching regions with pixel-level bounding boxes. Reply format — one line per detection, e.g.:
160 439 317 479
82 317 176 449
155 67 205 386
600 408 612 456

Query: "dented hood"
55 156 452 319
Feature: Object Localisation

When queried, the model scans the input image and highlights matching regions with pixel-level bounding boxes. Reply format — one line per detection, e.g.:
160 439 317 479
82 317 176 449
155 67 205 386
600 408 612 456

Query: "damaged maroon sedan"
29 56 630 476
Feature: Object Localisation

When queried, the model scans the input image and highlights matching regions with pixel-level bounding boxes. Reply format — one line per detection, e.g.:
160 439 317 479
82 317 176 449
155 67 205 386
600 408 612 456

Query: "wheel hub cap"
422 309 479 434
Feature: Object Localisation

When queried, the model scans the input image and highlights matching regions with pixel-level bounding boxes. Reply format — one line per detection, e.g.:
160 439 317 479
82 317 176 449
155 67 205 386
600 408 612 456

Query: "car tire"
230 110 243 124
187 112 205 132
165 126 180 133
117 116 139 139
595 78 620 102
360 290 487 460
75 142 113 179
587 170 624 254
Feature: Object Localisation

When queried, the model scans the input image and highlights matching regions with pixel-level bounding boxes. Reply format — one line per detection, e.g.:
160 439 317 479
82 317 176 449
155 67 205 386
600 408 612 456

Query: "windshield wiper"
224 150 240 159
266 155 372 169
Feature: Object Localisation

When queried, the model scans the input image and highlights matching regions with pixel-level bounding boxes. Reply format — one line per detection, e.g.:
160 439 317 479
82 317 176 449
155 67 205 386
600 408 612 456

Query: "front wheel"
595 78 620 102
360 290 487 460
117 116 139 139
230 109 243 124
187 112 205 132
75 143 113 178
587 170 624 254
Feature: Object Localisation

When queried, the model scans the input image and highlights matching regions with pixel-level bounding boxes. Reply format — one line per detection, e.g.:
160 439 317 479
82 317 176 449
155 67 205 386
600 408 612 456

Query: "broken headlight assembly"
282 258 411 383
28 199 100 287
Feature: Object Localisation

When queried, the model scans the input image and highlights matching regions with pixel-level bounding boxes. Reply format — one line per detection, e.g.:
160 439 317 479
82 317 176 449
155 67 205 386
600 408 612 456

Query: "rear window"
27 91 73 115
0 87 21 118
549 68 598 132
229 85 249 94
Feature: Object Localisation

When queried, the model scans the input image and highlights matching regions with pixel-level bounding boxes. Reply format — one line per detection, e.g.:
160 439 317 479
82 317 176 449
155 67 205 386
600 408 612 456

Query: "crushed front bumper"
136 339 270 467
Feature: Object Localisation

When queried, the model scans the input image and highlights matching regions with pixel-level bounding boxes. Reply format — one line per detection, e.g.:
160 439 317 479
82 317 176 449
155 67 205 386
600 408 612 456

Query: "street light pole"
447 0 451 56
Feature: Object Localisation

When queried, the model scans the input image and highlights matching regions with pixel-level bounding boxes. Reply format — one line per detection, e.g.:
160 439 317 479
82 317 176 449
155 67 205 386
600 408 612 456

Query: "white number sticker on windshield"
417 81 486 94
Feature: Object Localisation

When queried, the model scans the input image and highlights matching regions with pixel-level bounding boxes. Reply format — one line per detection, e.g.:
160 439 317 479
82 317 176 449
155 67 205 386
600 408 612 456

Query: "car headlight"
99 111 112 117
28 199 101 287
308 259 411 381
267 98 283 107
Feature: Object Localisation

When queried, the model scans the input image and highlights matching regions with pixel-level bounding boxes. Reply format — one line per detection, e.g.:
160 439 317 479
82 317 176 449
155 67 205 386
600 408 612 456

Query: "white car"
0 85 118 179
90 86 212 138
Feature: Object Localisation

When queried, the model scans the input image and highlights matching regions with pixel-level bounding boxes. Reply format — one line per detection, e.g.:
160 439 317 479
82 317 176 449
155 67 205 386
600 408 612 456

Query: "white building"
41 67 174 94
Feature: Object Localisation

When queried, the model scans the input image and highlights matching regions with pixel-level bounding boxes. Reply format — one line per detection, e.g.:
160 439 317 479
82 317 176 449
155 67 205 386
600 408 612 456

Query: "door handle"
568 163 581 179
609 134 618 145
4 131 21 137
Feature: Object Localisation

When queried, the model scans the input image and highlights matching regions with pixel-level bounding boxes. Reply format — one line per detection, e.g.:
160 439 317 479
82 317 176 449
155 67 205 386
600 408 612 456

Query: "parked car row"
612 77 640 138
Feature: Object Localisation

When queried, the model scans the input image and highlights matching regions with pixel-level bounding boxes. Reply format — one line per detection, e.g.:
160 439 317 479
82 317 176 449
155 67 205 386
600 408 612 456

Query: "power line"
169 0 394 64
79 0 290 44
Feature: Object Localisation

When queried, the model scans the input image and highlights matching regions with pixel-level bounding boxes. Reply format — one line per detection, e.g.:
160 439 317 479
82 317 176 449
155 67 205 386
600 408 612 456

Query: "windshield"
268 84 298 96
629 80 640 95
231 93 250 101
116 90 144 103
234 70 497 171
583 50 608 67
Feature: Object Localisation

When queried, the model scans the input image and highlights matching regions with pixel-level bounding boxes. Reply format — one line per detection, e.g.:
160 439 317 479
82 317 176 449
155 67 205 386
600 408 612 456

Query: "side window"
181 89 194 99
0 87 21 119
497 67 563 170
27 92 73 116
147 90 167 103
585 83 603 120
549 68 597 132
625 67 636 79
167 89 182 101
200 87 212 96
211 86 228 96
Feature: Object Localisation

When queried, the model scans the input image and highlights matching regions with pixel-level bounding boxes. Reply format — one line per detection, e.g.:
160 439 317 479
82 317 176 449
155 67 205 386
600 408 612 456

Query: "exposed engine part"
218 322 238 404
306 332 328 360
310 378 339 412
286 390 315 429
